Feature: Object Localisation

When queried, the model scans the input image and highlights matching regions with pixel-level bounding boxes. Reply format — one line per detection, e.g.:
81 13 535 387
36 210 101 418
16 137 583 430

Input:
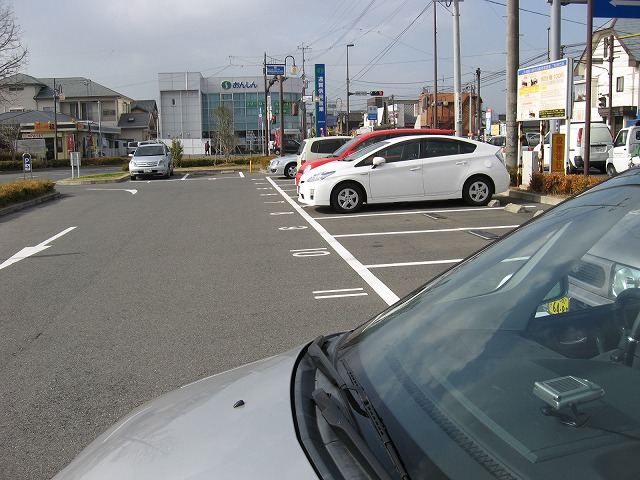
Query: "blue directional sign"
266 64 285 76
594 0 640 18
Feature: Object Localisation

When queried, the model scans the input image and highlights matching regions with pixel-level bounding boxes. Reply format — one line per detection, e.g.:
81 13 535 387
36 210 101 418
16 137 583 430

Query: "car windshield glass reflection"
136 146 165 156
337 178 640 479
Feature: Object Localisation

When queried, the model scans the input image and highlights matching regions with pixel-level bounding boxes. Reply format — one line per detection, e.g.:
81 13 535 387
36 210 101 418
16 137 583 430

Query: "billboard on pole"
517 59 571 121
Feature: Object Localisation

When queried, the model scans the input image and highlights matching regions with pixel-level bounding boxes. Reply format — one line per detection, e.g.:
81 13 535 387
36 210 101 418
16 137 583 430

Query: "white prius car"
297 135 509 213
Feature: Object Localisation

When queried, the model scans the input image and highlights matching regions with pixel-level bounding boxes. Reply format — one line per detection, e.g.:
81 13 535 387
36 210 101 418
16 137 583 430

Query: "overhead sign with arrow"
594 0 640 18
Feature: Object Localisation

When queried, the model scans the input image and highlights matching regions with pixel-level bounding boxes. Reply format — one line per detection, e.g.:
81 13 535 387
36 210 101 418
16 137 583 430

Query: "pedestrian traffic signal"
369 91 384 96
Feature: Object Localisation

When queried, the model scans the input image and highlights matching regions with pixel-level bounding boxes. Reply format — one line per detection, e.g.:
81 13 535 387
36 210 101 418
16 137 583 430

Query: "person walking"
204 140 210 155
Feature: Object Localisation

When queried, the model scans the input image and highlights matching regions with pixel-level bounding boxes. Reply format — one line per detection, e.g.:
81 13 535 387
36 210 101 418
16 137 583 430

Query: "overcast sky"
11 1 607 116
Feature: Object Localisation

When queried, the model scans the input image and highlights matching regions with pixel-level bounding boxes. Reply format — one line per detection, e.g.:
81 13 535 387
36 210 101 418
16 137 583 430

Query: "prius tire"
331 183 364 213
462 176 493 206
607 163 617 177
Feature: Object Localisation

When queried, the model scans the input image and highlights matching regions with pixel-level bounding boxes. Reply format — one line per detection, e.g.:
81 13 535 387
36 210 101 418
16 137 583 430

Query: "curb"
0 191 61 216
503 188 565 206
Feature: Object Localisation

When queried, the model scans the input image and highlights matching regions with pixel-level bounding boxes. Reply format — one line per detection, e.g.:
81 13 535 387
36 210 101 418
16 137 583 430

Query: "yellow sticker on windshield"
548 297 569 315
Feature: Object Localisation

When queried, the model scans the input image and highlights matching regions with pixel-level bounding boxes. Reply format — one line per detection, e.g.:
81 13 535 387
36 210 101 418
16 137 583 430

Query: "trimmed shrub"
0 179 56 207
530 173 603 196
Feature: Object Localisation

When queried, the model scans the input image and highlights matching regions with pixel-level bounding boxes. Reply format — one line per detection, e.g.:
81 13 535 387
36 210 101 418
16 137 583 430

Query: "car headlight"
611 264 640 297
307 171 335 182
130 160 137 167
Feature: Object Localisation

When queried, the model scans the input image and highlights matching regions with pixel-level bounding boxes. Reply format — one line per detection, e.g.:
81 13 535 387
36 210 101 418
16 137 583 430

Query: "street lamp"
346 44 354 135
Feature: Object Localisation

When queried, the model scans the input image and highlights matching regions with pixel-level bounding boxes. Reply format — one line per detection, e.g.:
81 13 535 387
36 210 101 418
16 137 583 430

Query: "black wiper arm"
343 363 411 480
312 388 394 480
307 336 346 388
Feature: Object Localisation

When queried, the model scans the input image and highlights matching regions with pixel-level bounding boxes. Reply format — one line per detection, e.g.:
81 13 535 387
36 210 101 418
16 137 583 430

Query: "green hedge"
0 179 56 208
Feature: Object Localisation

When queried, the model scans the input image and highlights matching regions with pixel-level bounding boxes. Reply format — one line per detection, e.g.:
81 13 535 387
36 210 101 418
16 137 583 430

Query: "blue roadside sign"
266 64 285 76
594 0 640 18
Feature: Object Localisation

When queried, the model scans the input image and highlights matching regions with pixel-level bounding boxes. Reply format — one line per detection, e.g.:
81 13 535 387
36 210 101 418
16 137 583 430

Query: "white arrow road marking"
87 188 137 195
0 227 77 270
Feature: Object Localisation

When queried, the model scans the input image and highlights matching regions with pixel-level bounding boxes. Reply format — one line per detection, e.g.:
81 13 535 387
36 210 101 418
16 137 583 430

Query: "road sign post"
22 153 32 179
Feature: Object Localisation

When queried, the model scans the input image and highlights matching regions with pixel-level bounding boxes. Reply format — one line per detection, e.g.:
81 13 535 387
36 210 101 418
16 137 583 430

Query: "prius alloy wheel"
331 183 364 213
463 176 493 206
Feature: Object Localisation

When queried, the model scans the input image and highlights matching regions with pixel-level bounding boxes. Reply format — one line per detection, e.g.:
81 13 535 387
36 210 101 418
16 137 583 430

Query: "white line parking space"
264 175 542 306
266 176 400 306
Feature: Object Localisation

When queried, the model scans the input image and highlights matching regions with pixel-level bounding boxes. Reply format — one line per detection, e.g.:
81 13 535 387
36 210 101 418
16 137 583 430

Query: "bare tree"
211 105 235 163
0 121 20 158
0 2 27 103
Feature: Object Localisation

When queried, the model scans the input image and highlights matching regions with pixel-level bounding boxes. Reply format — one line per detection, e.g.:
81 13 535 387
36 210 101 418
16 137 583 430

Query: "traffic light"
369 90 384 96
598 96 607 108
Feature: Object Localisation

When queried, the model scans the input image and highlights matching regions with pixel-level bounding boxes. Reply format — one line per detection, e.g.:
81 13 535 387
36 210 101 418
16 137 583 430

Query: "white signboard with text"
517 59 571 121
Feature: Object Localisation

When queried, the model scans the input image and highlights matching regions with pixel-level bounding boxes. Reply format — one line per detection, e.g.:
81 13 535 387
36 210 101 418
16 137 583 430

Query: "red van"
295 128 455 185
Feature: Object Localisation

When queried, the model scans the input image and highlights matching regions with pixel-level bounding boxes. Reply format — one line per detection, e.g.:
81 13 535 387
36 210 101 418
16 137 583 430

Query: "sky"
9 0 609 117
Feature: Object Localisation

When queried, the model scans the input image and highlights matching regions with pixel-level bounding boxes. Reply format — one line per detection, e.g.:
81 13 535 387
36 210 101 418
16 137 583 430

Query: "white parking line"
333 225 519 238
266 177 400 306
312 206 538 220
314 288 368 299
366 258 463 269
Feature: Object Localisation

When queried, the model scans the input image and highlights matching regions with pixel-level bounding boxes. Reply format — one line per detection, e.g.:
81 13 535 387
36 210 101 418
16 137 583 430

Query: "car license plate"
144 168 152 173
548 297 569 314
592 146 605 153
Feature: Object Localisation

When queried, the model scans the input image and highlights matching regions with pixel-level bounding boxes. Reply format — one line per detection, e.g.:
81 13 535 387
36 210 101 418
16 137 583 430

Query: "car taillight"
577 127 583 147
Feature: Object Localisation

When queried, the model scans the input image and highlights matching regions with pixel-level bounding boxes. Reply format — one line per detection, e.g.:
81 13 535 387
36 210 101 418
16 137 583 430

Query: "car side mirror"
372 156 385 169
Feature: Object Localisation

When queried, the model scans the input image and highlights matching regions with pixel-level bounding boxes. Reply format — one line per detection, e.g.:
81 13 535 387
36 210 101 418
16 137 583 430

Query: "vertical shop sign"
315 64 326 137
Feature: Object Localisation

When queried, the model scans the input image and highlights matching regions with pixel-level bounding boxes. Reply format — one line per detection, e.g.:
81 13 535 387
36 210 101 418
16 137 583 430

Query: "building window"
574 83 586 102
616 76 624 92
8 86 23 91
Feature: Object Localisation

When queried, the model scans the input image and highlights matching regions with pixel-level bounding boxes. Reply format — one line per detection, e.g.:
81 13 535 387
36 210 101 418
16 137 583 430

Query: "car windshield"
339 140 392 162
329 136 361 157
135 145 164 156
337 172 640 479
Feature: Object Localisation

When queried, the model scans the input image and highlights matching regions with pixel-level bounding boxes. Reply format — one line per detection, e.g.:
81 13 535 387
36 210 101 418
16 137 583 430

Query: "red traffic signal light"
369 90 384 96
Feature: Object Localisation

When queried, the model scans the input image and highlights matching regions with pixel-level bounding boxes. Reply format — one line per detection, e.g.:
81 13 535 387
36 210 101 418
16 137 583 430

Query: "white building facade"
159 73 303 155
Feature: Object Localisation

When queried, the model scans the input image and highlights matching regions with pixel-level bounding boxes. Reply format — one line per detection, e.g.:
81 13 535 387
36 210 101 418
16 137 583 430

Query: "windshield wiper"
308 336 409 479
342 362 410 480
312 388 394 480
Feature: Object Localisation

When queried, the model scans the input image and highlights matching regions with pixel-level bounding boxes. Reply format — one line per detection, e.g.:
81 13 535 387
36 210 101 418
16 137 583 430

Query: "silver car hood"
54 346 318 480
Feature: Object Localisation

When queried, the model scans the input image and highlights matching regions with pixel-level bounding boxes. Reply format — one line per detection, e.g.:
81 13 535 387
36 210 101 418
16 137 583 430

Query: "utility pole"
453 0 462 136
433 1 438 129
298 43 310 140
608 34 614 130
263 52 269 154
583 0 593 175
506 0 519 169
476 68 481 139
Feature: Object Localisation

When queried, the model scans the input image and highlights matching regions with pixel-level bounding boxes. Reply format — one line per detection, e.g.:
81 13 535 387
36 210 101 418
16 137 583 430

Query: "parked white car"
297 135 509 213
129 143 174 180
607 124 640 176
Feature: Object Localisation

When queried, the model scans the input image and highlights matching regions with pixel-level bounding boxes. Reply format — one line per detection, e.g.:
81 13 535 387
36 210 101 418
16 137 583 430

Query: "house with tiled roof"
118 100 158 143
574 18 640 135
0 74 156 159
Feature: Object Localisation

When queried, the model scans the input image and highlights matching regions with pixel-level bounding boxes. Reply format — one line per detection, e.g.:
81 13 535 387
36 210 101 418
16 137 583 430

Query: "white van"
536 122 612 173
607 125 640 176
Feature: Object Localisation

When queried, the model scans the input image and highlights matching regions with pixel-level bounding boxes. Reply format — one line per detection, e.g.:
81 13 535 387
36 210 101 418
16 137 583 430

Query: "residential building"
0 74 155 159
574 18 640 136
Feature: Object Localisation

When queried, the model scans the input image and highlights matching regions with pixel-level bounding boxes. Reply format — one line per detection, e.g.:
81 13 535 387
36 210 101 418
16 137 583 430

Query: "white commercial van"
536 122 613 173
607 124 640 176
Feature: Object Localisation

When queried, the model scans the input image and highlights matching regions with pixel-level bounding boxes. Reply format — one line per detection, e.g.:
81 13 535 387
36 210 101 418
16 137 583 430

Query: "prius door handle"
409 167 421 171
455 161 467 165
